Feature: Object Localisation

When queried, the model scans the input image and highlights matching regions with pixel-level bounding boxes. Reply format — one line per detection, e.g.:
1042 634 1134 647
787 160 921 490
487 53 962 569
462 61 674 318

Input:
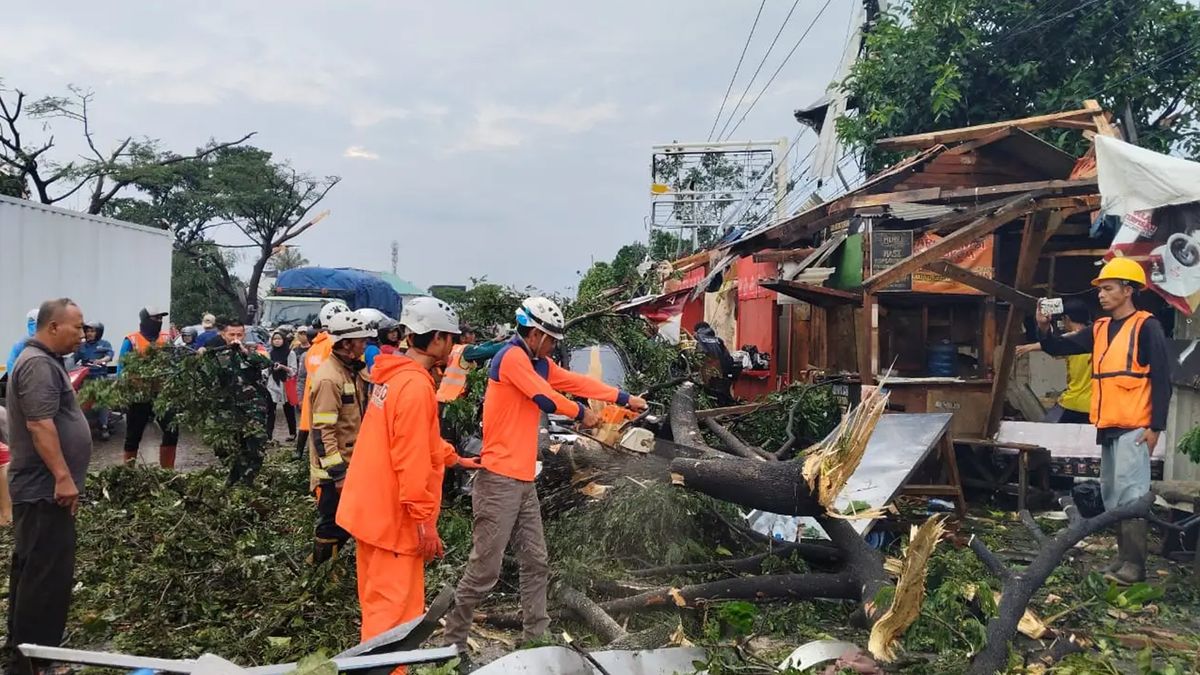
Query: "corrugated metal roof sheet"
887 202 957 221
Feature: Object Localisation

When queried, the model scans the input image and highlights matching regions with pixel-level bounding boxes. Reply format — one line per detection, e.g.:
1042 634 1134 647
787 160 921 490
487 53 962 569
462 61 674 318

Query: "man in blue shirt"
5 309 38 377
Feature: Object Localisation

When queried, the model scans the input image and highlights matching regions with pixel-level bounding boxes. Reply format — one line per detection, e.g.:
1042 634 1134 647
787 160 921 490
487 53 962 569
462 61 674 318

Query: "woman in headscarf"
265 329 297 442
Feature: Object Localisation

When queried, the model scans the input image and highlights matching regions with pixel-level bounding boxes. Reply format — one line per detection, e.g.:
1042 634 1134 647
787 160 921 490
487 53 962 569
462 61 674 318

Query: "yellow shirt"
1059 353 1092 413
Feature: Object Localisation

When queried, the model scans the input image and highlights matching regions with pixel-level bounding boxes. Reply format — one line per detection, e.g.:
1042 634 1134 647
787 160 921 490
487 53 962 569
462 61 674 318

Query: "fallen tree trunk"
702 417 773 461
669 382 709 450
669 455 821 515
556 583 628 644
628 541 842 577
599 572 861 615
966 494 1154 675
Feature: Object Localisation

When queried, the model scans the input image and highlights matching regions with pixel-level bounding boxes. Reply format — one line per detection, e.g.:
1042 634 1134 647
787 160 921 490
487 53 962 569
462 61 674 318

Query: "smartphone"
1038 298 1064 316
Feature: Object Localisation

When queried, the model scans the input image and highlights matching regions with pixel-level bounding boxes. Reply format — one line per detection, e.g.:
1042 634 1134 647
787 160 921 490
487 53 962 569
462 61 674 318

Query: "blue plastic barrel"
927 340 958 377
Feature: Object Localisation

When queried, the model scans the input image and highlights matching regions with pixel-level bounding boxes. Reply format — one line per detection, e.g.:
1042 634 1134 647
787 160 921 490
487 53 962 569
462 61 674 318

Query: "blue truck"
260 267 402 328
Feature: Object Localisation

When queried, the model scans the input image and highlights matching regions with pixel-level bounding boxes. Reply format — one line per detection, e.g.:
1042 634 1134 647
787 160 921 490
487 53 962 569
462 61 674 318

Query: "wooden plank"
877 108 1098 150
1041 248 1108 257
836 178 1096 212
985 210 1061 435
944 127 1015 155
858 294 874 385
760 279 862 307
923 261 1038 313
1085 99 1121 138
981 298 996 383
752 248 817 264
863 194 1039 291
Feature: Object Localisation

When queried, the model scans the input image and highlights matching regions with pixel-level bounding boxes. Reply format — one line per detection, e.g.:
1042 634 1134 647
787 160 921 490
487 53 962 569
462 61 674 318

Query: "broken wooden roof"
725 102 1121 257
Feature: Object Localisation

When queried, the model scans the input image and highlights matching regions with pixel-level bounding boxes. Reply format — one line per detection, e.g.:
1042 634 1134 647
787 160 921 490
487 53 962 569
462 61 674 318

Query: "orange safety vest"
125 332 169 354
1090 310 1153 429
436 344 470 403
299 332 334 432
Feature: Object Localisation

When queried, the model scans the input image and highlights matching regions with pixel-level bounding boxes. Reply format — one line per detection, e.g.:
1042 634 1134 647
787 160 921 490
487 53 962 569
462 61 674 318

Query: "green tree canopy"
838 0 1200 172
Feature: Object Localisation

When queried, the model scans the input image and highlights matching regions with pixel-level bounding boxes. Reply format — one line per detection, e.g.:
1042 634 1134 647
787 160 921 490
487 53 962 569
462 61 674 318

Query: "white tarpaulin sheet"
1096 136 1200 313
1097 135 1200 218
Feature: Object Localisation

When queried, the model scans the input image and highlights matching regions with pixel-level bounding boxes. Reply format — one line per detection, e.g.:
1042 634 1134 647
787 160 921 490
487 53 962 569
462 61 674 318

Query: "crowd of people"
2 293 646 674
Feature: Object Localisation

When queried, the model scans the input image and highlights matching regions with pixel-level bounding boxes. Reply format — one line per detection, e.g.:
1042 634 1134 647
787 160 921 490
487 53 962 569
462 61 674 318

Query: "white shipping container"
0 194 172 376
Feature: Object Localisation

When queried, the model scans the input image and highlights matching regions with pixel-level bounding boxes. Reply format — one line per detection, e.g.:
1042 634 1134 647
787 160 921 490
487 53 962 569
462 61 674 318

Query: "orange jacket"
1091 310 1153 429
299 332 334 432
481 337 629 481
336 354 457 555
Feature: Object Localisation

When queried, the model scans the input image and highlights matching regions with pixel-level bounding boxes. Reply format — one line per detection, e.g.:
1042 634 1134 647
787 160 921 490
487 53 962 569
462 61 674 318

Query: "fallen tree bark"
669 382 709 450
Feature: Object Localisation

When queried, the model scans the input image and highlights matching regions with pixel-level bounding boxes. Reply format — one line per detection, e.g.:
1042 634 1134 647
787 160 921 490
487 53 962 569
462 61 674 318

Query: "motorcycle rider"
377 318 402 355
74 322 114 440
179 326 200 351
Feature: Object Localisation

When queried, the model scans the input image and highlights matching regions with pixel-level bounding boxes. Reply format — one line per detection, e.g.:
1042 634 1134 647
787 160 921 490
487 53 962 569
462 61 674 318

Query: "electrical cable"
714 0 803 142
707 0 768 142
722 0 836 141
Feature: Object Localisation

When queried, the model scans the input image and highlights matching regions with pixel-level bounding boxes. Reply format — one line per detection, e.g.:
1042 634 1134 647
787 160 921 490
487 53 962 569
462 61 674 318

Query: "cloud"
343 145 380 160
349 105 411 128
453 100 618 152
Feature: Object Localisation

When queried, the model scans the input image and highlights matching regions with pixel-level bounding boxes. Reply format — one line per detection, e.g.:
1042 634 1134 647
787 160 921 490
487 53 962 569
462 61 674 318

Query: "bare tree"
0 84 253 213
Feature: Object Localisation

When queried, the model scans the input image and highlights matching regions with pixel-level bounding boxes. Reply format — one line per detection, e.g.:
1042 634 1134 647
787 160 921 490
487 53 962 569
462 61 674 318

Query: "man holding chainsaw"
443 297 646 651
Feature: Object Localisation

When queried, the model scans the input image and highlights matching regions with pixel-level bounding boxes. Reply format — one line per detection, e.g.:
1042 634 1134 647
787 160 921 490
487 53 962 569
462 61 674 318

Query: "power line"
714 0 803 142
1088 40 1200 99
707 0 768 142
722 0 835 141
1006 0 1107 40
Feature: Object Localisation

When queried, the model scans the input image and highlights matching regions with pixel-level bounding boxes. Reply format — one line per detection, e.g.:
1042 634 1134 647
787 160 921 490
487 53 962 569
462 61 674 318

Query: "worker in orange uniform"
1037 258 1172 585
308 309 372 564
436 342 471 403
442 297 647 651
295 301 349 461
337 297 467 664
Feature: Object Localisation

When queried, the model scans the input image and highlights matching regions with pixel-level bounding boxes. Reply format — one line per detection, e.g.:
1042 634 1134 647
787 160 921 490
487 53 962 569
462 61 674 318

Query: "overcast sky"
1 1 853 293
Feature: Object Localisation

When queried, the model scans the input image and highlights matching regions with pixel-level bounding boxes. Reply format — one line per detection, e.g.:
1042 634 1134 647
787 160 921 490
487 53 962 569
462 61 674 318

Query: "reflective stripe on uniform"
312 412 338 425
319 453 345 469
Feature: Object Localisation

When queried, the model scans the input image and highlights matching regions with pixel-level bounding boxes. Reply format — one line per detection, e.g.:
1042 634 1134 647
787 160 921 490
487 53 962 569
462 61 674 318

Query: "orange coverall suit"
336 353 458 651
442 336 631 647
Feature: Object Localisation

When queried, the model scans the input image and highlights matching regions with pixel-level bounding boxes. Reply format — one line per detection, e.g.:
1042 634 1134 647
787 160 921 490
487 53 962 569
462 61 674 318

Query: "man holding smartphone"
1036 258 1172 585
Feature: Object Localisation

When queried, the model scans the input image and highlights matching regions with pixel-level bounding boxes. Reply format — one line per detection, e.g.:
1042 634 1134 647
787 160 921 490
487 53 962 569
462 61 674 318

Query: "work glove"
416 521 445 562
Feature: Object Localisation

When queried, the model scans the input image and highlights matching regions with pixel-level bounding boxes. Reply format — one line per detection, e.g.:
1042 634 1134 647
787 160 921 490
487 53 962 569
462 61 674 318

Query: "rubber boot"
1100 523 1127 574
312 539 340 565
1107 519 1147 585
159 445 177 470
122 450 138 465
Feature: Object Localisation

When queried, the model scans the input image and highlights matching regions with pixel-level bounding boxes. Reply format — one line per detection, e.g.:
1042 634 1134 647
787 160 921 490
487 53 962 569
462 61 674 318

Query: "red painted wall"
733 257 777 400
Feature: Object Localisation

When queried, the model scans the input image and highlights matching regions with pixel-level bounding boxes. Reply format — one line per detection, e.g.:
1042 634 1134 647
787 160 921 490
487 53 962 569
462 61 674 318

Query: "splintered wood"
801 380 891 518
868 515 948 661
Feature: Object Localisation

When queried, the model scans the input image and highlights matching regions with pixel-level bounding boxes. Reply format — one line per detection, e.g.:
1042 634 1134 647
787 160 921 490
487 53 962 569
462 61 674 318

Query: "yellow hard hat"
1092 256 1146 287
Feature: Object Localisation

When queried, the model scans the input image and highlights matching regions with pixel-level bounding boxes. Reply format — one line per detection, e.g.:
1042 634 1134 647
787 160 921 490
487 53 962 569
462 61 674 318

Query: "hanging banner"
1097 136 1200 314
871 230 994 293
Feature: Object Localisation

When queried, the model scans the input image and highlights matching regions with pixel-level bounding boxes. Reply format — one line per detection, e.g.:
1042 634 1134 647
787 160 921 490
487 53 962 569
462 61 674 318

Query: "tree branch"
967 535 1013 584
702 417 772 461
1020 510 1050 547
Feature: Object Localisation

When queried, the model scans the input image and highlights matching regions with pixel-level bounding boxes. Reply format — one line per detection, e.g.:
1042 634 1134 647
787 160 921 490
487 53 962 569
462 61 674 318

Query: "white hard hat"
400 297 461 335
516 296 565 340
326 311 375 342
318 301 350 327
355 308 388 328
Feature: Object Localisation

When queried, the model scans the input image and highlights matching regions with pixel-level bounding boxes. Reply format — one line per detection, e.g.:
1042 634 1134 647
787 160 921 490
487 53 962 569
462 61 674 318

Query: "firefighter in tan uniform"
308 309 373 564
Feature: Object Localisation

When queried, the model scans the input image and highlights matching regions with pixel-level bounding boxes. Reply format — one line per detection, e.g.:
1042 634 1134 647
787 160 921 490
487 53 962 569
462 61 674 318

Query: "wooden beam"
752 248 817 264
759 279 862 307
862 194 1039 291
923 261 1038 313
876 108 1099 150
985 210 1062 435
1085 99 1121 139
831 178 1096 213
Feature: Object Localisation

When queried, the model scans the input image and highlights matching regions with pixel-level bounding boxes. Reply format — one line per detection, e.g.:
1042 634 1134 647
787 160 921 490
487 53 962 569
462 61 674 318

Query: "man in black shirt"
1037 258 1171 584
